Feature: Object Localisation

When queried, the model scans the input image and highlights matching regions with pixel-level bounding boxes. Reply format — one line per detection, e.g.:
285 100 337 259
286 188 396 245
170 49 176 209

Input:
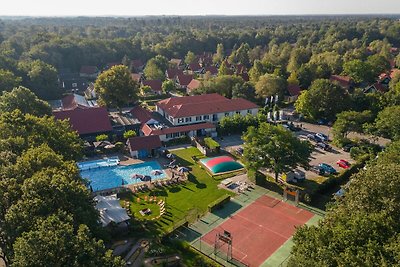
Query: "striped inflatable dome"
200 156 243 175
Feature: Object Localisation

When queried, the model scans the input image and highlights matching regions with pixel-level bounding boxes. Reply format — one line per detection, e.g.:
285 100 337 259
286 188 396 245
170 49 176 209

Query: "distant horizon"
1 0 400 17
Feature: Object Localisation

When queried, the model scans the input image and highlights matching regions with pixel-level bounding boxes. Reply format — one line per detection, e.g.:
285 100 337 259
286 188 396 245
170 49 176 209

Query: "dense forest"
1 15 400 266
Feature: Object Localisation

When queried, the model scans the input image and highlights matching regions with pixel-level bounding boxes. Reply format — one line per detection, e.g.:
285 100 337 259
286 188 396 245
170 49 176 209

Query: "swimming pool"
78 156 120 171
79 160 167 192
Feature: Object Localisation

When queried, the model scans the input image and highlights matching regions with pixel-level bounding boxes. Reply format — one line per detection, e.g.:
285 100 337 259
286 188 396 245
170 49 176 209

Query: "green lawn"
119 147 234 236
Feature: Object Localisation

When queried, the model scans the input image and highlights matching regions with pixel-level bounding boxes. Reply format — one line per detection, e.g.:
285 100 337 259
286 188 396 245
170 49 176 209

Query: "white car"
315 133 328 142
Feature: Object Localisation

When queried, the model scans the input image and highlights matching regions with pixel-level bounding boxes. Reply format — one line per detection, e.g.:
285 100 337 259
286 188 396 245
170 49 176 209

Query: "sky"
1 0 400 16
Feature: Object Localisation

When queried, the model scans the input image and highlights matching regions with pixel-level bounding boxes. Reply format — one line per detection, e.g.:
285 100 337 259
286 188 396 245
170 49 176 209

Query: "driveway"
218 134 244 154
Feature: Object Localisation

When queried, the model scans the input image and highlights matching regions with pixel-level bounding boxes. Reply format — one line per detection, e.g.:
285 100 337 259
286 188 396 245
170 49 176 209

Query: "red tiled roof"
60 94 97 110
166 69 184 79
235 64 247 74
127 135 162 151
187 79 202 92
156 93 259 118
379 72 390 80
142 122 215 136
80 66 98 75
142 80 162 92
130 106 153 125
239 73 249 82
176 74 193 86
131 59 144 69
53 107 112 135
131 73 142 82
287 84 301 96
330 75 351 88
188 63 202 72
204 66 218 75
373 83 387 93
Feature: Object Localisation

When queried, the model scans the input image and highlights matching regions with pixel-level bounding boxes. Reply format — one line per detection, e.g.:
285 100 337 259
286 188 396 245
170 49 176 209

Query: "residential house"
169 58 184 69
329 75 353 90
58 71 89 93
176 74 194 89
363 83 387 94
130 59 145 72
142 80 163 95
127 135 162 158
186 79 202 95
187 63 203 74
156 93 259 126
84 83 97 100
285 84 302 102
203 66 218 77
165 68 184 81
53 107 112 140
131 73 144 83
80 65 100 79
49 93 98 111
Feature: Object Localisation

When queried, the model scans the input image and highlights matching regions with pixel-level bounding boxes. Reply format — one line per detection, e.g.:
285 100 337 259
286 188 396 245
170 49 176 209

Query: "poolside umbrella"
166 153 175 159
178 167 189 173
132 173 143 180
143 175 152 182
151 170 163 175
104 144 116 149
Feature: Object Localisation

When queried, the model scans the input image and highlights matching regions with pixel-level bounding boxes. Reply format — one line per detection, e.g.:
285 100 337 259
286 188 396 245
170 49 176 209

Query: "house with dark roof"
187 63 203 74
329 75 353 90
203 66 218 77
53 107 112 140
130 59 145 72
126 135 162 158
49 94 98 111
58 71 89 93
142 80 163 95
166 68 184 80
169 58 184 69
176 74 193 89
80 66 100 79
363 83 387 94
156 93 259 127
285 84 302 102
109 111 141 138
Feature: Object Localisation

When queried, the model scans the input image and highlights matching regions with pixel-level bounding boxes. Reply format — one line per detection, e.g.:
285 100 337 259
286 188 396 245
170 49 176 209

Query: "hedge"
204 137 220 149
208 194 231 212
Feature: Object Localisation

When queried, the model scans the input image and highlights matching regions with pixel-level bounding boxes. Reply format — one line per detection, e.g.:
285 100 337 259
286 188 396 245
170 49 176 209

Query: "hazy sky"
1 0 400 16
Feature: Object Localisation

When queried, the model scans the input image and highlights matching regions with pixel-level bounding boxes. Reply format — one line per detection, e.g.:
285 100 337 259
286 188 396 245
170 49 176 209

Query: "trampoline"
200 156 243 175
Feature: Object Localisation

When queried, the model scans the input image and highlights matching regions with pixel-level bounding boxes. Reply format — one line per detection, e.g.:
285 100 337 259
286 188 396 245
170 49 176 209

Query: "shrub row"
208 194 231 212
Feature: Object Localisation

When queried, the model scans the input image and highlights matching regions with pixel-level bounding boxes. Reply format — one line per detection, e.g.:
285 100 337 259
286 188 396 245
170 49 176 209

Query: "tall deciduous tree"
295 79 350 121
95 65 139 108
213 43 224 64
342 59 374 84
373 105 400 140
0 86 51 117
243 123 312 182
184 51 196 65
0 69 21 91
332 110 373 142
255 74 287 99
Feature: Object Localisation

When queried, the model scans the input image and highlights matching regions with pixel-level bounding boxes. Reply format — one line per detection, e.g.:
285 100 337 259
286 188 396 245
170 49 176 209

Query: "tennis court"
201 195 314 267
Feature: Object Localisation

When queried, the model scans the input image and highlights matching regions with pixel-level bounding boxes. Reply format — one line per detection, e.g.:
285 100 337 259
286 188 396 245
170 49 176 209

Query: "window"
178 118 184 123
236 111 241 115
72 82 78 88
173 132 180 137
203 115 209 120
212 114 218 121
247 109 252 114
185 117 192 122
166 133 173 138
225 112 230 117
196 116 202 121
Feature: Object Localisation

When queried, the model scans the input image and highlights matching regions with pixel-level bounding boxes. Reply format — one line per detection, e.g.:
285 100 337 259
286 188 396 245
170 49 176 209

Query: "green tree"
0 69 21 91
213 43 224 64
123 130 136 139
144 60 164 81
373 105 400 140
366 54 390 77
161 80 175 93
12 213 124 267
342 59 374 84
95 65 139 109
96 134 108 142
295 79 350 121
218 61 231 76
235 43 251 66
0 86 51 117
255 74 286 99
18 60 60 100
184 51 196 65
289 163 400 267
332 110 373 143
243 123 312 182
249 60 266 83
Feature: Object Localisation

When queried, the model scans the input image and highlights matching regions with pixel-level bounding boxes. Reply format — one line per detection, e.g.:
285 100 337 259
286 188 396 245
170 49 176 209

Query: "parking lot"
218 123 355 181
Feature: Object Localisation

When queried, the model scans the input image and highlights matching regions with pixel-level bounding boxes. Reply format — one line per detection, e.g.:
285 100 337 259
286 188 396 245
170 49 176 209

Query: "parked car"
307 134 322 142
316 142 332 151
293 169 306 180
236 147 244 156
342 144 354 152
315 133 329 142
337 159 351 169
310 165 325 175
319 163 337 174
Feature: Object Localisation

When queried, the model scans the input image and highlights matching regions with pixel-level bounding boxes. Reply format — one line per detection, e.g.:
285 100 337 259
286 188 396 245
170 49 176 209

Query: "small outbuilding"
127 135 162 159
94 194 130 227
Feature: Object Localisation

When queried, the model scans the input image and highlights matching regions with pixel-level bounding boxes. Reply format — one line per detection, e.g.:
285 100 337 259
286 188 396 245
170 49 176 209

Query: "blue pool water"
79 160 167 192
78 156 120 171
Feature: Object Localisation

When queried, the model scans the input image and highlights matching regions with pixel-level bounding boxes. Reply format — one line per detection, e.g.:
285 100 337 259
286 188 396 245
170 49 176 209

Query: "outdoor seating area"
220 175 256 194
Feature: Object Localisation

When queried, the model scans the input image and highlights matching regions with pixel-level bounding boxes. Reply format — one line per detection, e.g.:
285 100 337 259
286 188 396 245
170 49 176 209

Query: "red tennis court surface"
202 195 314 267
